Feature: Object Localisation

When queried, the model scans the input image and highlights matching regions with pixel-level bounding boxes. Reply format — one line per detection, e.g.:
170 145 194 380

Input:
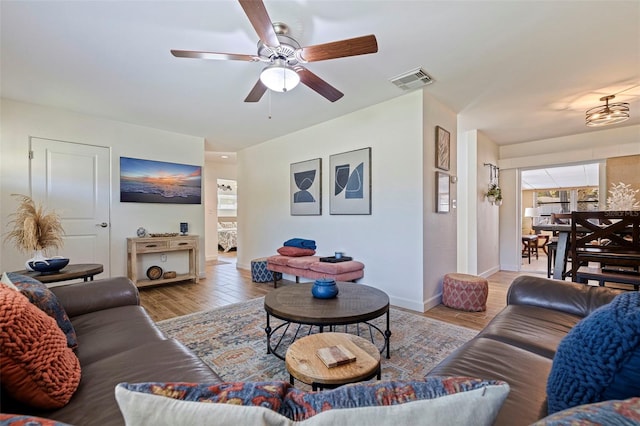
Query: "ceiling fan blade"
244 79 268 102
171 50 259 62
297 35 378 62
238 0 280 48
296 67 344 102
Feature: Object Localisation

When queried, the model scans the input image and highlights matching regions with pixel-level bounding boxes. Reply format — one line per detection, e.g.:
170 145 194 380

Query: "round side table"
285 332 381 390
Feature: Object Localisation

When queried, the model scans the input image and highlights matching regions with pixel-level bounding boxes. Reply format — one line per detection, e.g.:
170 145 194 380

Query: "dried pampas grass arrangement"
4 194 64 254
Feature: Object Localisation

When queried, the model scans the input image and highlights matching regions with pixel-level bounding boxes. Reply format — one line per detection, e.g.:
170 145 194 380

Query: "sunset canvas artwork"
120 157 202 204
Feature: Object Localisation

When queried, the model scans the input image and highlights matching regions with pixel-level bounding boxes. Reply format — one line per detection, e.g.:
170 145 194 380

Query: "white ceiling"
1 1 639 154
521 163 599 190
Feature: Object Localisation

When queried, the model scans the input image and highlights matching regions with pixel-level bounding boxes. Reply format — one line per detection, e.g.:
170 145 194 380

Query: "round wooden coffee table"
286 332 381 390
264 282 391 360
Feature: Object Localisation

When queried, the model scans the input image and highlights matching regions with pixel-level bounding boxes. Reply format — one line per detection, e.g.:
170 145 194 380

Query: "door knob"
97 222 108 228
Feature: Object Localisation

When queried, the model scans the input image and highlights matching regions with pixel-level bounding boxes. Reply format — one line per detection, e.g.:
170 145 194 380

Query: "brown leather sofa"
427 274 621 426
3 274 622 425
1 277 222 426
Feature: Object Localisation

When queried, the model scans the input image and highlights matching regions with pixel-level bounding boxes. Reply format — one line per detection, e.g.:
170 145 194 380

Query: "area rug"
157 298 477 386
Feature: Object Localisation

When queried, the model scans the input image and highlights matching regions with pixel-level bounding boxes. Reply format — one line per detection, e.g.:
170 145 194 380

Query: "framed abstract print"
329 148 371 215
436 171 450 213
290 158 322 215
436 126 450 171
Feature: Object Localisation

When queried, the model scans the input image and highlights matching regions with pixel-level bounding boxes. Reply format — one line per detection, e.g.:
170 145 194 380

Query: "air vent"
389 67 434 91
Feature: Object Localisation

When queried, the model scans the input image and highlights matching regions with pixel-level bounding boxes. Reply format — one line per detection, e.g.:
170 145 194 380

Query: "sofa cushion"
532 397 640 425
308 260 365 274
7 272 78 349
0 284 81 409
546 291 640 414
115 377 509 426
71 305 167 365
277 246 316 257
478 305 582 359
45 339 221 426
427 336 553 426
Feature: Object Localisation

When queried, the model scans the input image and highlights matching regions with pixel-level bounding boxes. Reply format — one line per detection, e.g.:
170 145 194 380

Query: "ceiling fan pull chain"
268 89 272 119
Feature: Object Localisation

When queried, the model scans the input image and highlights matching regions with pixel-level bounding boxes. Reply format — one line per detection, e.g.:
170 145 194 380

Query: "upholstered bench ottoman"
266 255 365 288
442 273 488 312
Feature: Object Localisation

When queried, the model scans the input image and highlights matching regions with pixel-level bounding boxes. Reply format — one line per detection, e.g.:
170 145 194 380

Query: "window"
217 179 237 215
534 187 599 224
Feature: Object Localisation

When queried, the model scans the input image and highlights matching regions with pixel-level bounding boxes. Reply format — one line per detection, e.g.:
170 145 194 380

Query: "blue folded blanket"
283 238 317 250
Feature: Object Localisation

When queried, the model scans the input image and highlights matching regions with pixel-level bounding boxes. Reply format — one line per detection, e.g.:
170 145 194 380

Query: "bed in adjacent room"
218 220 237 252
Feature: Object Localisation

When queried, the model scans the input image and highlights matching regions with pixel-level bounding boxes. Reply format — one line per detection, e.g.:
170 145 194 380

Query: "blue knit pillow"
547 291 640 414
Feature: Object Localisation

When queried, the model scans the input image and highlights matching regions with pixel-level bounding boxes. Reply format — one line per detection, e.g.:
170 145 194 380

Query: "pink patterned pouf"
442 273 488 312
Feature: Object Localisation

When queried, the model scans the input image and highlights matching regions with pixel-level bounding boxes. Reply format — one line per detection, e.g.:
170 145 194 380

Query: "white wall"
457 129 475 274
237 92 427 311
422 92 458 310
476 131 500 276
497 124 640 271
204 154 237 260
0 99 205 277
457 129 500 277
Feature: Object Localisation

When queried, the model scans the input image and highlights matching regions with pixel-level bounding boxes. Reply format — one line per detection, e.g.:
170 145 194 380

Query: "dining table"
532 224 590 280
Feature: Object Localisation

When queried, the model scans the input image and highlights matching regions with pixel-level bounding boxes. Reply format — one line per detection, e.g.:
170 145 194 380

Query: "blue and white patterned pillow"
0 414 73 426
116 377 509 426
533 397 640 425
7 272 78 349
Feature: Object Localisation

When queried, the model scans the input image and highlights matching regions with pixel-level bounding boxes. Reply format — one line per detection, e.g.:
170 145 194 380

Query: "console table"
127 235 199 288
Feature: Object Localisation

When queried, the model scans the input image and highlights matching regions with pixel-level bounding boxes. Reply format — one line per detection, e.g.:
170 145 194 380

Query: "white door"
30 137 111 278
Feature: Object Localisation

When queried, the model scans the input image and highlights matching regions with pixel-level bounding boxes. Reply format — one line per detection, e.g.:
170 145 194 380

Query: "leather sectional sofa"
1 277 222 426
2 274 622 425
428 274 621 425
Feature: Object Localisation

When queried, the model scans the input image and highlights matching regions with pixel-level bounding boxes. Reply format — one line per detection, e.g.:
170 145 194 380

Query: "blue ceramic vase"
312 278 339 299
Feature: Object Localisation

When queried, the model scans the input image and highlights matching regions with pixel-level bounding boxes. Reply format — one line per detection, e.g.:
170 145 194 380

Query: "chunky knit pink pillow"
0 285 81 409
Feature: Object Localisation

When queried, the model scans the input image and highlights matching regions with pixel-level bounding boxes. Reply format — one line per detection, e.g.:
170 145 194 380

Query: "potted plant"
486 184 502 205
4 194 65 270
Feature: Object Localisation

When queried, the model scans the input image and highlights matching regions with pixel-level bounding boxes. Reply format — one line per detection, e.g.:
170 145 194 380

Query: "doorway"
520 162 601 275
217 179 237 262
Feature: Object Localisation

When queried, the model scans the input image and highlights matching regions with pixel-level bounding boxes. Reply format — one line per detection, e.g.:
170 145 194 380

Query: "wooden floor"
139 251 532 331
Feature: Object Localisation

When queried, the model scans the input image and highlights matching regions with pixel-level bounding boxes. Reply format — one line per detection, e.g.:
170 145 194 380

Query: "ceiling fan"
171 0 378 103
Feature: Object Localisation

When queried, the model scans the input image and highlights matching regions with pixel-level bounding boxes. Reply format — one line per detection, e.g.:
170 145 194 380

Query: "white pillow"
1 272 19 291
115 378 509 426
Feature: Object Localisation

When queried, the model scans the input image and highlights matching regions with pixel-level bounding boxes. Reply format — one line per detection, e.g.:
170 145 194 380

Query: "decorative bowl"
146 265 163 280
28 257 70 274
312 278 339 299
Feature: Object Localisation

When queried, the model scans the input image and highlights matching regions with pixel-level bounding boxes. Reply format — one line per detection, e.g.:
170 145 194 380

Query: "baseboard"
423 293 442 312
389 295 426 313
501 263 520 272
478 266 500 278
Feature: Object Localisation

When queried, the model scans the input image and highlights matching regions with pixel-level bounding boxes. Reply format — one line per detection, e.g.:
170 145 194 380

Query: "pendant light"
585 95 630 127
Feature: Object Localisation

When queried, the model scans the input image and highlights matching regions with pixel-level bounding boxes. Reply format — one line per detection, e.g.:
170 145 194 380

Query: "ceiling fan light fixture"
585 95 630 127
260 60 300 93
